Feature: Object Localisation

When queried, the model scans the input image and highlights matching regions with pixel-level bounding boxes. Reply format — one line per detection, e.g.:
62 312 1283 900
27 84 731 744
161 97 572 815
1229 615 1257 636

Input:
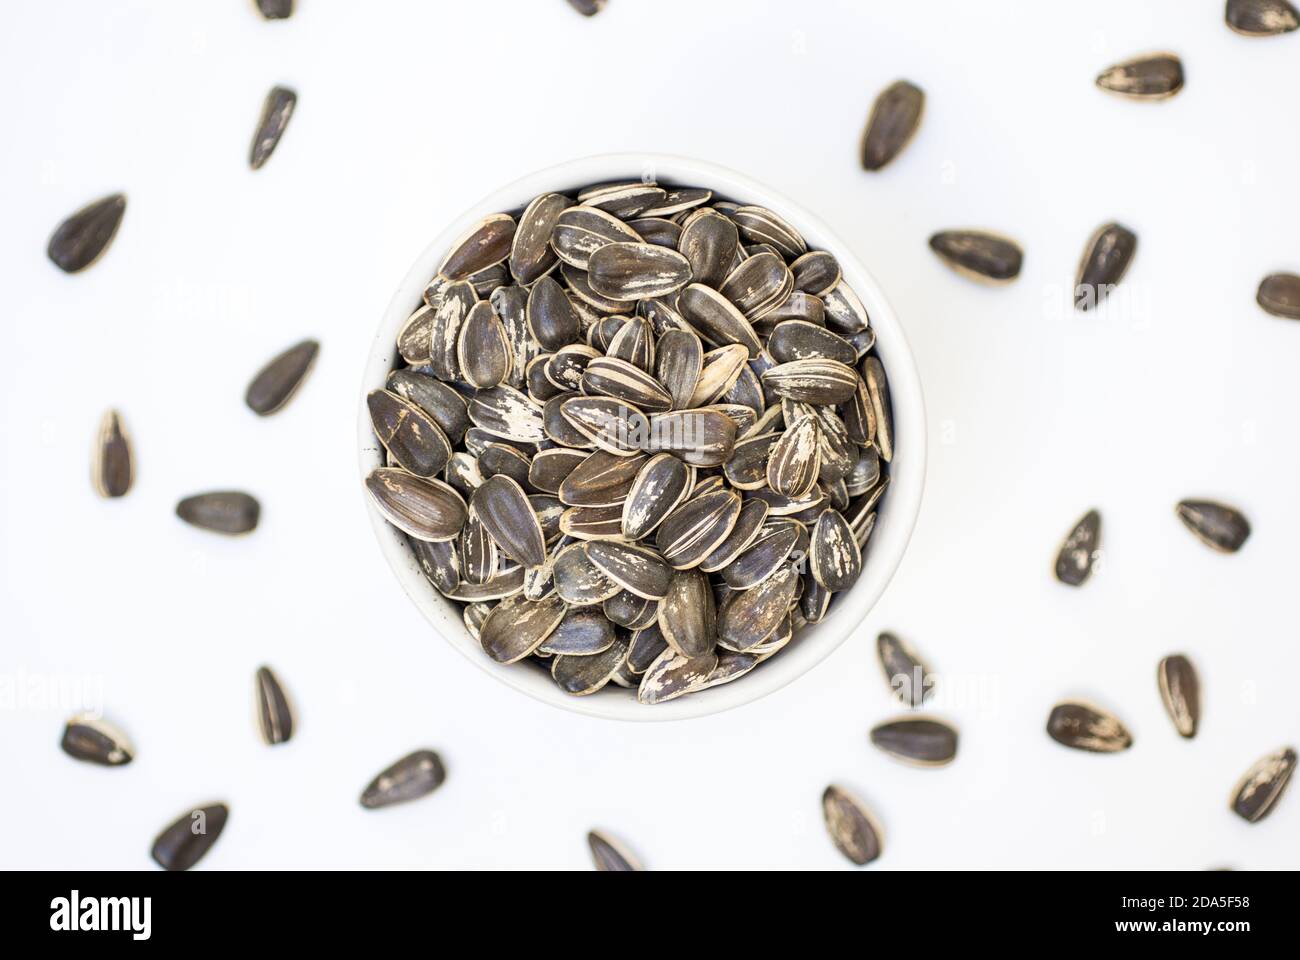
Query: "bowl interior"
359 153 926 721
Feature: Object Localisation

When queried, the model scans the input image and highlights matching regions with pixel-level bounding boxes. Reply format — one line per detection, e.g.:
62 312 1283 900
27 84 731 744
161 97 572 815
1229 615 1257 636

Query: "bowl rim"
358 152 927 722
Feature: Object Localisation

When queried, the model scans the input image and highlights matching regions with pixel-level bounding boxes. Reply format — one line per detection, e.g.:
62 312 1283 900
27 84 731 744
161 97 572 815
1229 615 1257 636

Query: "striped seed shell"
767 415 822 498
878 632 933 707
724 432 779 489
563 263 635 314
643 186 711 217
678 208 740 289
459 509 497 585
688 343 749 408
720 251 794 322
551 205 640 269
644 408 737 467
176 491 261 535
1096 53 1184 100
47 193 126 273
365 468 466 542
1176 499 1250 552
627 623 670 672
810 508 861 592
527 275 581 350
718 565 799 650
559 449 646 506
249 85 296 170
478 443 532 489
255 666 293 745
762 358 860 404
731 205 806 259
578 182 667 219
767 321 856 365
1075 222 1137 311
553 540 621 604
622 453 692 539
479 592 567 662
860 79 924 171
822 785 882 866
551 636 630 696
472 475 546 567
587 830 643 871
606 315 655 371
870 717 958 766
246 339 318 415
92 409 133 498
657 568 717 657
1230 747 1296 823
490 285 533 390
151 804 229 870
428 280 477 381
368 389 452 477
61 714 133 766
582 356 673 412
801 572 831 623
510 192 571 284
539 606 616 656
655 489 742 569
468 385 546 442
1046 701 1133 753
463 602 490 640
457 301 512 389
439 213 516 281
862 356 893 462
397 304 434 364
791 251 841 297
1055 509 1100 586
410 536 459 594
845 444 880 496
560 503 626 540
1157 654 1200 738
627 217 682 247
443 451 485 498
1257 272 1300 319
822 282 870 335
637 648 719 704
586 541 672 600
588 242 693 301
560 395 648 456
443 566 525 601
1226 0 1299 35
720 518 799 588
928 230 1024 283
604 590 658 629
360 750 446 809
677 283 762 357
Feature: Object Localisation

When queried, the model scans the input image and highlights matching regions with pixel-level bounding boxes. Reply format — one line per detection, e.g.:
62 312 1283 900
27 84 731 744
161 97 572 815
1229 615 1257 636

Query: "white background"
2 0 1297 869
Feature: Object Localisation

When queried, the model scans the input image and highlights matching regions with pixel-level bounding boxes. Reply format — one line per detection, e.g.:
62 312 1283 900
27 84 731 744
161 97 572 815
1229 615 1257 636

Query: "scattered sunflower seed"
1257 272 1300 319
360 749 446 809
151 803 228 871
587 829 642 871
870 717 958 766
1176 499 1250 553
1075 222 1137 311
61 714 133 766
860 80 924 171
1226 0 1299 35
246 339 319 415
1046 701 1133 753
92 409 133 498
1054 509 1100 586
47 193 126 273
1096 53 1184 100
822 785 882 866
928 230 1023 283
176 491 260 535
249 85 296 170
256 0 293 18
877 632 932 707
1230 747 1296 823
1157 654 1199 739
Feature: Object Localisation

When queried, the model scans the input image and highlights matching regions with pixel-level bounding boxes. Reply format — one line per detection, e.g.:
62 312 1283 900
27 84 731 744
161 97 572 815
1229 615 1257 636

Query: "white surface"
360 152 926 722
1 0 1296 869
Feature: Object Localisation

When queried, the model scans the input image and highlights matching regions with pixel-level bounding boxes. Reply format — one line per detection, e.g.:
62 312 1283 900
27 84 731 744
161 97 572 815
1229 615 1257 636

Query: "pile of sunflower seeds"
364 180 893 704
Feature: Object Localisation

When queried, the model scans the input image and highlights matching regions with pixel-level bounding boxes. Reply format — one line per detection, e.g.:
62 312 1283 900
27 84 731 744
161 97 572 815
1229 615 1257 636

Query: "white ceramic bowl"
359 153 926 721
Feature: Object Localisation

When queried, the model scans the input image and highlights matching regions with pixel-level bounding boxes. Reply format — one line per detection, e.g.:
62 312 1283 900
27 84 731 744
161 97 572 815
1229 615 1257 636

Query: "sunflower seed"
653 328 703 412
527 448 588 495
762 358 860 404
249 85 296 170
1055 509 1101 586
558 449 644 507
368 389 452 477
510 193 571 284
254 666 293 745
767 321 856 366
1226 0 1299 35
1176 499 1250 552
1075 222 1137 311
256 0 293 19
644 408 737 466
721 252 794 320
428 280 477 381
552 636 629 695
1157 654 1199 739
553 541 621 604
767 415 822 498
61 714 133 766
656 489 742 568
586 541 672 600
604 589 658 629
246 339 319 415
411 536 459 593
808 508 860 592
478 443 532 490
457 301 512 389
567 0 606 15
730 206 806 260
606 316 655 371
459 509 496 585
822 282 870 335
579 182 668 219
688 344 750 408
360 750 446 809
822 785 882 866
151 803 229 871
637 647 718 704
471 475 546 567
587 830 642 871
1046 701 1133 753
587 242 693 301
721 518 799 589
92 409 133 498
679 208 740 288
440 214 516 281
791 251 841 297
860 79 924 171
552 206 640 270
444 566 525 601
463 602 490 639
561 395 648 455
627 217 682 247
677 284 763 357
1257 272 1300 319
845 445 880 496
862 357 894 462
1230 747 1296 823
539 606 616 656
47 193 126 273
801 572 831 623
657 568 717 657
702 499 770 574
490 285 533 391
478 592 564 662
582 356 673 411
870 717 958 766
877 632 932 706
719 565 799 650
622 453 692 540
365 469 465 541
176 491 260 535
627 623 670 672
443 452 485 498
1096 53 1184 100
928 230 1024 283
561 503 627 540
468 385 546 442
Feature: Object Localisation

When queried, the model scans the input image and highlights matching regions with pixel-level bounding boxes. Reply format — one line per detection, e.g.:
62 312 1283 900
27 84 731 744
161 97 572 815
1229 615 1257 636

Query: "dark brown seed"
801 570 831 622
578 182 667 219
719 565 799 650
860 80 924 171
791 251 841 297
246 339 318 415
490 285 533 391
678 209 740 289
730 206 806 260
472 475 546 567
249 85 296 170
92 409 133 498
411 536 459 594
1226 0 1299 35
1055 509 1101 586
468 385 546 443
622 453 691 539
767 321 856 365
720 519 798 589
588 242 693 301
627 217 682 248
1046 702 1133 753
552 636 629 696
61 714 133 766
721 252 794 320
1256 273 1300 319
688 344 749 408
604 589 658 629
560 503 626 541
588 830 642 871
861 357 893 462
388 370 469 444
440 214 516 281
552 206 640 269
510 193 571 284
582 356 673 411
767 415 822 498
586 541 672 600
443 566 525 601
1075 222 1137 311
567 0 606 15
553 541 621 603
176 491 260 535
1230 747 1296 823
645 408 737 467
762 358 860 404
559 449 645 506
1176 499 1250 553
458 301 512 389
627 623 670 673
658 568 717 657
637 648 718 704
255 666 293 745
360 749 446 809
529 448 589 495
151 803 229 871
368 389 452 477
256 0 293 19
47 193 126 273
656 489 741 569
877 632 932 707
822 282 870 335
822 785 882 866
606 316 655 371
677 284 763 358
870 717 958 766
365 468 466 542
644 187 711 217
480 593 566 662
459 510 495 585
810 508 862 592
541 606 617 656
1157 654 1199 739
527 275 581 350
928 230 1023 283
702 499 770 573
561 395 648 456
1096 53 1184 100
